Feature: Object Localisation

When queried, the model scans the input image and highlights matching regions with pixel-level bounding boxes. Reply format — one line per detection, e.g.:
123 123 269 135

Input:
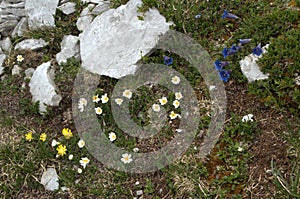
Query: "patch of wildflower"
56 144 67 157
242 114 254 122
115 98 123 105
78 139 85 148
121 153 133 164
62 128 73 139
163 55 173 66
123 89 132 99
80 157 90 168
68 154 74 160
169 111 179 120
173 100 180 108
39 133 47 142
78 98 87 112
158 97 168 105
52 139 60 147
25 131 33 141
175 92 183 100
109 132 117 142
101 93 109 103
152 104 161 112
171 76 180 84
95 107 103 115
16 54 24 62
252 44 263 56
222 9 239 19
92 95 100 103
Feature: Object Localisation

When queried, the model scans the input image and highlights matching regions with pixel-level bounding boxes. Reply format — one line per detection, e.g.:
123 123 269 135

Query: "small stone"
24 68 35 79
1 37 12 53
57 2 76 15
136 190 143 196
76 4 95 31
0 53 6 76
11 65 22 75
56 35 79 65
40 168 59 191
15 38 48 50
11 17 28 37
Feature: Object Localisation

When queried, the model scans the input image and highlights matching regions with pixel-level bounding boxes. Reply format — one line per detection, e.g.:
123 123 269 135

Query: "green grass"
0 0 299 198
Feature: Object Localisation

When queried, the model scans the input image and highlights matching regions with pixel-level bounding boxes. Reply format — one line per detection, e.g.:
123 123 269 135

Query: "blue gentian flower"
214 60 229 71
163 55 173 66
218 70 231 82
222 48 230 58
195 14 201 19
229 44 242 53
252 44 263 56
238 39 251 45
222 9 239 19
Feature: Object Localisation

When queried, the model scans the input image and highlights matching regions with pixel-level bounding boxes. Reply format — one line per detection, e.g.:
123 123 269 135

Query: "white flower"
175 92 183 100
92 95 100 103
169 111 179 120
123 89 132 99
78 98 87 112
79 157 90 169
152 104 160 112
101 93 109 103
171 76 180 84
158 97 168 105
16 55 24 62
135 181 140 185
133 147 139 152
77 168 82 174
68 154 73 160
121 153 133 164
95 107 103 115
78 139 85 148
238 147 243 152
173 100 180 108
109 132 116 142
51 139 60 147
115 98 123 105
242 114 254 122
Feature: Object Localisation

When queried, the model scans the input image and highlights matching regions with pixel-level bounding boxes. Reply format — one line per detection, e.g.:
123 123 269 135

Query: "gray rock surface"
58 2 76 15
0 53 6 76
91 2 110 15
1 37 12 53
11 64 22 75
29 61 62 114
80 0 172 79
25 0 59 30
11 17 27 37
76 4 95 31
56 35 80 65
41 168 59 191
0 0 25 37
24 67 35 79
81 0 108 4
15 38 48 50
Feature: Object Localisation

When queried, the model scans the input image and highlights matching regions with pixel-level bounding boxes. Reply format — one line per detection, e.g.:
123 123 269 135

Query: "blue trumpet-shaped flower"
218 70 231 82
222 10 239 19
229 44 242 53
252 44 263 56
238 39 251 45
214 60 229 71
195 14 201 19
163 55 173 66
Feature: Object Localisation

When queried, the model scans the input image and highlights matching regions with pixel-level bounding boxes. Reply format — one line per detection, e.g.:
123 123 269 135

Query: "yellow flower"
39 133 47 142
62 128 73 139
56 144 67 156
25 131 33 141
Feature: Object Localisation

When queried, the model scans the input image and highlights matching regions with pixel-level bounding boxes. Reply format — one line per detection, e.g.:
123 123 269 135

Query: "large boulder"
79 0 173 79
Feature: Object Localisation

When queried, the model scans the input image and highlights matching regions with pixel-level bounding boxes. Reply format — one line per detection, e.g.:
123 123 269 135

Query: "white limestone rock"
81 0 108 4
76 4 95 31
11 64 22 75
1 37 12 53
24 67 35 79
79 0 173 79
58 2 76 15
15 38 48 50
239 44 269 83
25 0 59 30
56 35 80 65
29 61 62 114
91 2 110 15
0 53 6 76
41 168 59 191
11 17 28 37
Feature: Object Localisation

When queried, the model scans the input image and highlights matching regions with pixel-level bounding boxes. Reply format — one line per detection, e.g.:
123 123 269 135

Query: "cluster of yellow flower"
24 127 90 173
